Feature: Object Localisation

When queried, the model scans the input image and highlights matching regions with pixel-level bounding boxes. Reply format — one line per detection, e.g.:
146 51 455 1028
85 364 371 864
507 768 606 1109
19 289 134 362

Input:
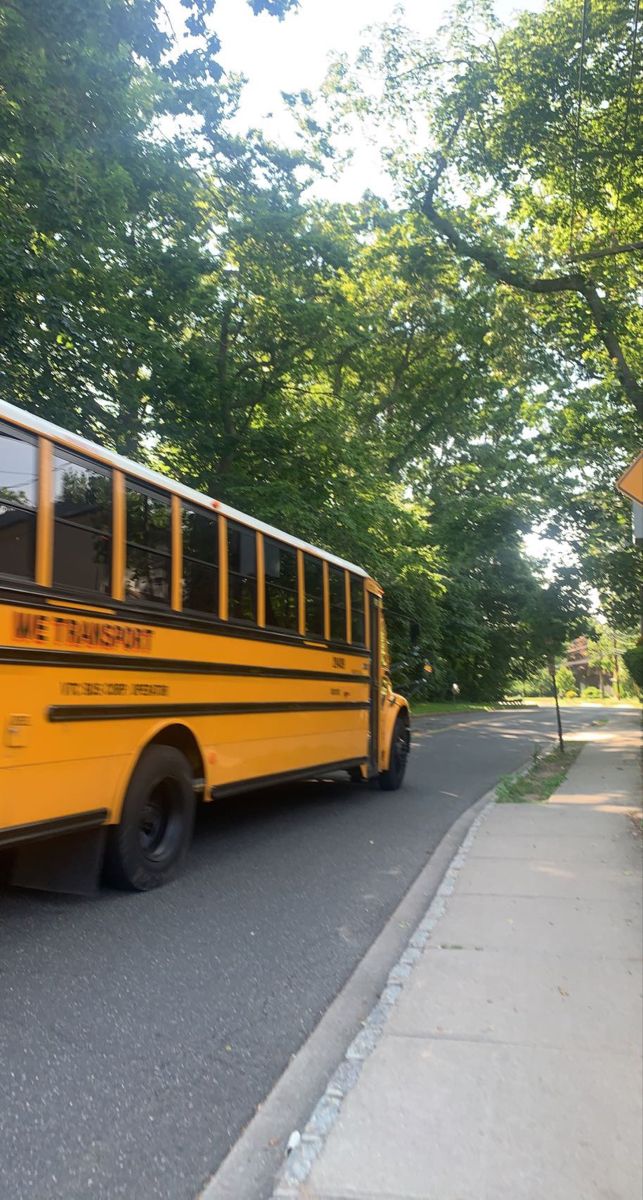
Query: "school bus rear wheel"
104 745 196 891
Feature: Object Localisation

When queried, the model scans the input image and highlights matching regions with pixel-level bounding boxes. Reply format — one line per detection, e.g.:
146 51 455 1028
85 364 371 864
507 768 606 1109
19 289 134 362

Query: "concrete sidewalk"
274 714 642 1200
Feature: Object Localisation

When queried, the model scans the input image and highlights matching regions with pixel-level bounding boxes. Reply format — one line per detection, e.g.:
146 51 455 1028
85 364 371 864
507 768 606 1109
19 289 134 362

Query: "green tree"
556 665 577 696
523 665 556 696
521 573 590 672
0 0 297 447
344 0 643 416
0 0 605 697
623 644 643 690
586 621 637 697
317 0 642 629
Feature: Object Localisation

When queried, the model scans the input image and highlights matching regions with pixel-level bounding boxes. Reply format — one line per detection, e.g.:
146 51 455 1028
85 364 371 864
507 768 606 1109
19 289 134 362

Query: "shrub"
623 644 643 690
524 666 553 696
505 678 525 697
564 689 577 699
556 666 577 696
620 667 640 699
581 686 601 700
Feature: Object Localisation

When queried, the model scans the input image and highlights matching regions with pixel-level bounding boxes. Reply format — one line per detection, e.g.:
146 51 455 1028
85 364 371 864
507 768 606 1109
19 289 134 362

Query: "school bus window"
227 521 257 623
125 481 171 605
264 537 298 632
303 553 324 638
182 504 218 615
328 564 347 642
0 421 37 581
53 448 112 595
350 575 365 645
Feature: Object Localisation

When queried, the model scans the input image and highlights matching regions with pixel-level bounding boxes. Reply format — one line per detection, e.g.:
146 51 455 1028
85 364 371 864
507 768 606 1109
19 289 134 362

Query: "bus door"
368 593 380 774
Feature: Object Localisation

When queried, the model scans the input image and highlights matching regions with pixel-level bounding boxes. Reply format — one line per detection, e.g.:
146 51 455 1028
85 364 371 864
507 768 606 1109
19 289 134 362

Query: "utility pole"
548 657 564 753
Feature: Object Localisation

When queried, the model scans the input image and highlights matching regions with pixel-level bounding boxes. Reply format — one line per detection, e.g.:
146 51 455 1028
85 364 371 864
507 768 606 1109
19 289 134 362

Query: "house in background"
566 636 613 694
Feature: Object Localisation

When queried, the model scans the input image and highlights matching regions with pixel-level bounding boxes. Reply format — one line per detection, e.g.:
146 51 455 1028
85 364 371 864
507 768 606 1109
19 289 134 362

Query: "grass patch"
411 702 496 715
521 696 641 708
495 743 583 804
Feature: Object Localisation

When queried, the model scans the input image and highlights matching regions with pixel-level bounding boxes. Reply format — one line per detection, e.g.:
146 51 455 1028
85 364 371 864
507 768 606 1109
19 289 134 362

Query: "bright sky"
168 0 543 199
211 0 542 121
212 0 450 137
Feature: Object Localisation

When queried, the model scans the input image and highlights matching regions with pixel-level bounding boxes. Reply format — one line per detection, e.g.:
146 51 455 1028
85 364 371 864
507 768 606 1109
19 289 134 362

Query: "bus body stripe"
0 646 368 684
48 701 371 723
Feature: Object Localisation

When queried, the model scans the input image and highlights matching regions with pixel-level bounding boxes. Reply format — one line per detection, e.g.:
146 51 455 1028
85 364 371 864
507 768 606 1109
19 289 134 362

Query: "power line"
568 0 591 256
613 0 641 235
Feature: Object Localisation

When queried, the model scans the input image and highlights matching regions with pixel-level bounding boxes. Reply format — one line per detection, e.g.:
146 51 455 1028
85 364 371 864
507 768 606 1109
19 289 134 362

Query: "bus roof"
0 400 369 579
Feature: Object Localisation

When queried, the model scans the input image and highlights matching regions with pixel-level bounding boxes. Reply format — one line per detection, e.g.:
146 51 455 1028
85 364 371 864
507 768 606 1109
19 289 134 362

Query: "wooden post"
549 657 564 753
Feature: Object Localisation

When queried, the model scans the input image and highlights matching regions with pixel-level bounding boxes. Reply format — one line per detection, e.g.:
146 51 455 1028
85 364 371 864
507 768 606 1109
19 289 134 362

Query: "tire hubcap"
139 782 173 858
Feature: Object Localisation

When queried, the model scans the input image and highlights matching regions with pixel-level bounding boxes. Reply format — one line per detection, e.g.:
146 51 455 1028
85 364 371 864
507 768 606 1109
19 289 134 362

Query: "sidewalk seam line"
376 1032 642 1053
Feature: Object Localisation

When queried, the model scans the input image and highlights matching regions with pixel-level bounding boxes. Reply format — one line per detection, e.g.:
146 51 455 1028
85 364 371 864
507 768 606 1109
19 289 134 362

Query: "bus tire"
379 715 410 792
104 745 195 891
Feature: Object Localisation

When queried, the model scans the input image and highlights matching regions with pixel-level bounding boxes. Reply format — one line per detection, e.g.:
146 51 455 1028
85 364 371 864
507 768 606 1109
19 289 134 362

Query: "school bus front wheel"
379 714 410 791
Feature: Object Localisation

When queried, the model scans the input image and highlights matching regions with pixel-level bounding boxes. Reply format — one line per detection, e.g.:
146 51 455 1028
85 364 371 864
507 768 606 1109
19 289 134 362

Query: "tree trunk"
613 637 621 700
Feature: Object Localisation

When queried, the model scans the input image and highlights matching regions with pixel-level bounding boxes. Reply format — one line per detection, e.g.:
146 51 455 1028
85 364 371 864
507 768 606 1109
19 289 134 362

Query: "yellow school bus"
0 401 410 892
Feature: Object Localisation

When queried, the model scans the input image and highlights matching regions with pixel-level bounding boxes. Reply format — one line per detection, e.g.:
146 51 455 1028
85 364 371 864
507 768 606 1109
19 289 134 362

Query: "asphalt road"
0 704 619 1200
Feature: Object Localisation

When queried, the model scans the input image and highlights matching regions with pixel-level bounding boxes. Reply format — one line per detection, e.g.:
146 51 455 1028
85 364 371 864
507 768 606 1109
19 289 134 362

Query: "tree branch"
217 302 234 439
421 187 643 419
376 323 418 415
387 410 439 477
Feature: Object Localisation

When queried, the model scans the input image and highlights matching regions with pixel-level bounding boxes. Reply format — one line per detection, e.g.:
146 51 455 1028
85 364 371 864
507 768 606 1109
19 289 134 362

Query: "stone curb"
270 781 506 1199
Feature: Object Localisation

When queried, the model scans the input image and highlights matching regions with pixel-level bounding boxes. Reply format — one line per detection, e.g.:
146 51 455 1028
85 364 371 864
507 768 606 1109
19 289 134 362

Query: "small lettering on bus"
60 682 168 696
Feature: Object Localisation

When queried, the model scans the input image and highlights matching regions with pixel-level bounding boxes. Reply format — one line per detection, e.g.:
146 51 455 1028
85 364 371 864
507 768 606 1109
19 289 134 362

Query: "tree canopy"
1 0 638 699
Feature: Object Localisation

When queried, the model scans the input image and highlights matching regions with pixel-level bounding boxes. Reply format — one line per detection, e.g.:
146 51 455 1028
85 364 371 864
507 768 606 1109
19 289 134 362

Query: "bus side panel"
0 603 371 835
201 709 369 794
0 659 130 829
1 707 369 832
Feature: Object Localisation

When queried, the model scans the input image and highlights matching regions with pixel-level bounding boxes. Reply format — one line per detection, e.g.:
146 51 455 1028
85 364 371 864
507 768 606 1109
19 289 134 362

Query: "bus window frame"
302 550 326 643
256 532 265 628
297 549 305 636
0 419 40 587
112 469 125 601
218 514 228 620
322 560 330 642
263 534 299 636
345 570 352 644
349 573 366 648
51 442 114 601
328 562 348 644
180 499 221 620
123 476 173 610
226 517 259 628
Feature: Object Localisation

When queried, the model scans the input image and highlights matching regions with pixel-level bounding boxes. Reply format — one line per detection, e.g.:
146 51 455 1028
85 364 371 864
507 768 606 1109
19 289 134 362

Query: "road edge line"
199 770 523 1200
